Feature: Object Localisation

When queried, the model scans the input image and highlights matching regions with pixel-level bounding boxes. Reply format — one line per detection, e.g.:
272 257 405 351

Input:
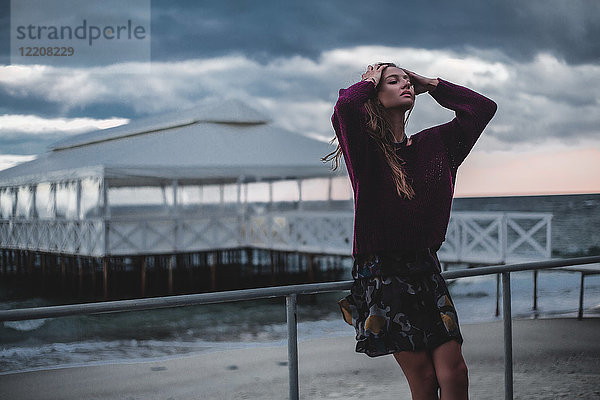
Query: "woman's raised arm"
331 64 387 173
428 79 497 171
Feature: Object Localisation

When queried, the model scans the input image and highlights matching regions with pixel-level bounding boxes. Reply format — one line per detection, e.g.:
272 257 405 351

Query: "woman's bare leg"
394 351 440 400
431 340 469 400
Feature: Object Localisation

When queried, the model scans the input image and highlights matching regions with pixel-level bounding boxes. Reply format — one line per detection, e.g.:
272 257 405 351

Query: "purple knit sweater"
332 78 497 256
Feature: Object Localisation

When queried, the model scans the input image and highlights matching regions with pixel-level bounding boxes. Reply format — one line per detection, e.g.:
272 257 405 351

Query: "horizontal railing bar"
441 255 600 279
504 212 554 219
1 256 599 322
0 281 352 322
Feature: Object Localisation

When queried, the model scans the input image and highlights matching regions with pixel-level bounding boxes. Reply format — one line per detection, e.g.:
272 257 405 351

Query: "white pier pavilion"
0 99 349 256
0 98 552 296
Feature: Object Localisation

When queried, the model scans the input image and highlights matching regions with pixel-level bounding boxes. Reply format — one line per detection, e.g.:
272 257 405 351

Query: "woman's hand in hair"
361 64 385 86
403 69 439 95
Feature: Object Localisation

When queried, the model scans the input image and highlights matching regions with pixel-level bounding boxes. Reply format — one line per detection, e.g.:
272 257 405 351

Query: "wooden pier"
0 248 348 300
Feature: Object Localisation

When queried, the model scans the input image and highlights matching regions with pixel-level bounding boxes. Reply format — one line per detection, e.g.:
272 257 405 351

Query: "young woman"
324 63 497 399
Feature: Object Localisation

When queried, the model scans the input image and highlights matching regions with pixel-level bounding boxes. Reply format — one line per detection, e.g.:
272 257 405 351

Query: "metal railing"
1 255 599 400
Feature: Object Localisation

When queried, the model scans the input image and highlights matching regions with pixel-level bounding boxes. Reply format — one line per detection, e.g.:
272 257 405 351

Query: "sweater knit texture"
332 78 497 256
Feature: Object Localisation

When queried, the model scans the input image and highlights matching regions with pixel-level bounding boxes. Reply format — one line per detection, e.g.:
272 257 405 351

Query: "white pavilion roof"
0 98 340 187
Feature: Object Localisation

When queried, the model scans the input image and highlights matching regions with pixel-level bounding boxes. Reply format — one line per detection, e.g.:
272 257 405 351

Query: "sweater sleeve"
331 80 377 174
429 78 497 171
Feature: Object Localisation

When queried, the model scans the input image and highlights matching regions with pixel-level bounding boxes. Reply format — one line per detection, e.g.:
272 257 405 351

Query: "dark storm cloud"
3 0 598 67
150 0 599 65
0 87 139 120
1 0 599 159
0 89 64 118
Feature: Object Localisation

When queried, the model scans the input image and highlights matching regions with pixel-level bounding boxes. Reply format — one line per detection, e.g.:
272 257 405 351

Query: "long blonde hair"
322 62 415 199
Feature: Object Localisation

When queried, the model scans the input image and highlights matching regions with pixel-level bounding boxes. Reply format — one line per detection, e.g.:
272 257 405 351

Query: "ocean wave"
3 318 49 332
0 318 353 375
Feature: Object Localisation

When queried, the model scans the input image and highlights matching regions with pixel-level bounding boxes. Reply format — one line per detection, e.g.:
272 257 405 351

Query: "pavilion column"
219 183 225 211
51 183 57 218
236 177 243 205
12 188 18 222
31 184 37 218
297 179 303 210
76 179 82 219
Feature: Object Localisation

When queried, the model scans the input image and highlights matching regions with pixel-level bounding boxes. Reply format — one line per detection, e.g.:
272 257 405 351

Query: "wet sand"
1 318 599 400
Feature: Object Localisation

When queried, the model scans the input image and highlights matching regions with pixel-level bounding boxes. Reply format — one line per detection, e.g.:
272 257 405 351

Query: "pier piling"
140 256 147 297
0 248 348 300
103 258 108 300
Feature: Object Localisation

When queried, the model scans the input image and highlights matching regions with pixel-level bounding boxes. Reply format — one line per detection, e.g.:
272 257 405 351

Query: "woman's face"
377 66 414 111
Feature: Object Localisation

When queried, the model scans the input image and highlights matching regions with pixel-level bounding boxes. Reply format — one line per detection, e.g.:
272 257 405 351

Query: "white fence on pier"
0 210 552 263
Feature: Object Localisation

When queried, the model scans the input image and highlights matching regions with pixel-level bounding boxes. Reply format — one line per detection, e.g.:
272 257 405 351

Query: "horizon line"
455 190 600 198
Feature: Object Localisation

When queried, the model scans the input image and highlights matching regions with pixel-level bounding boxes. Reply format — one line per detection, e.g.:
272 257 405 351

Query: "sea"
1 193 599 374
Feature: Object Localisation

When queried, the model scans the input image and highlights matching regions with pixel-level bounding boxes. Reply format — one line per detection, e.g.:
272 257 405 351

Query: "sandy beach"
1 318 599 400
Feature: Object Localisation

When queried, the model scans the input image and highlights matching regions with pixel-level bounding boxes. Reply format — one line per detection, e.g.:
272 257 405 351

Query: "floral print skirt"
339 248 463 357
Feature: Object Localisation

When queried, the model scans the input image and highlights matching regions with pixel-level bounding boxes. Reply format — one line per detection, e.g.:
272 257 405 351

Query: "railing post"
286 294 299 400
546 215 552 259
501 214 508 263
502 272 513 400
578 273 585 320
533 270 538 312
495 273 501 317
